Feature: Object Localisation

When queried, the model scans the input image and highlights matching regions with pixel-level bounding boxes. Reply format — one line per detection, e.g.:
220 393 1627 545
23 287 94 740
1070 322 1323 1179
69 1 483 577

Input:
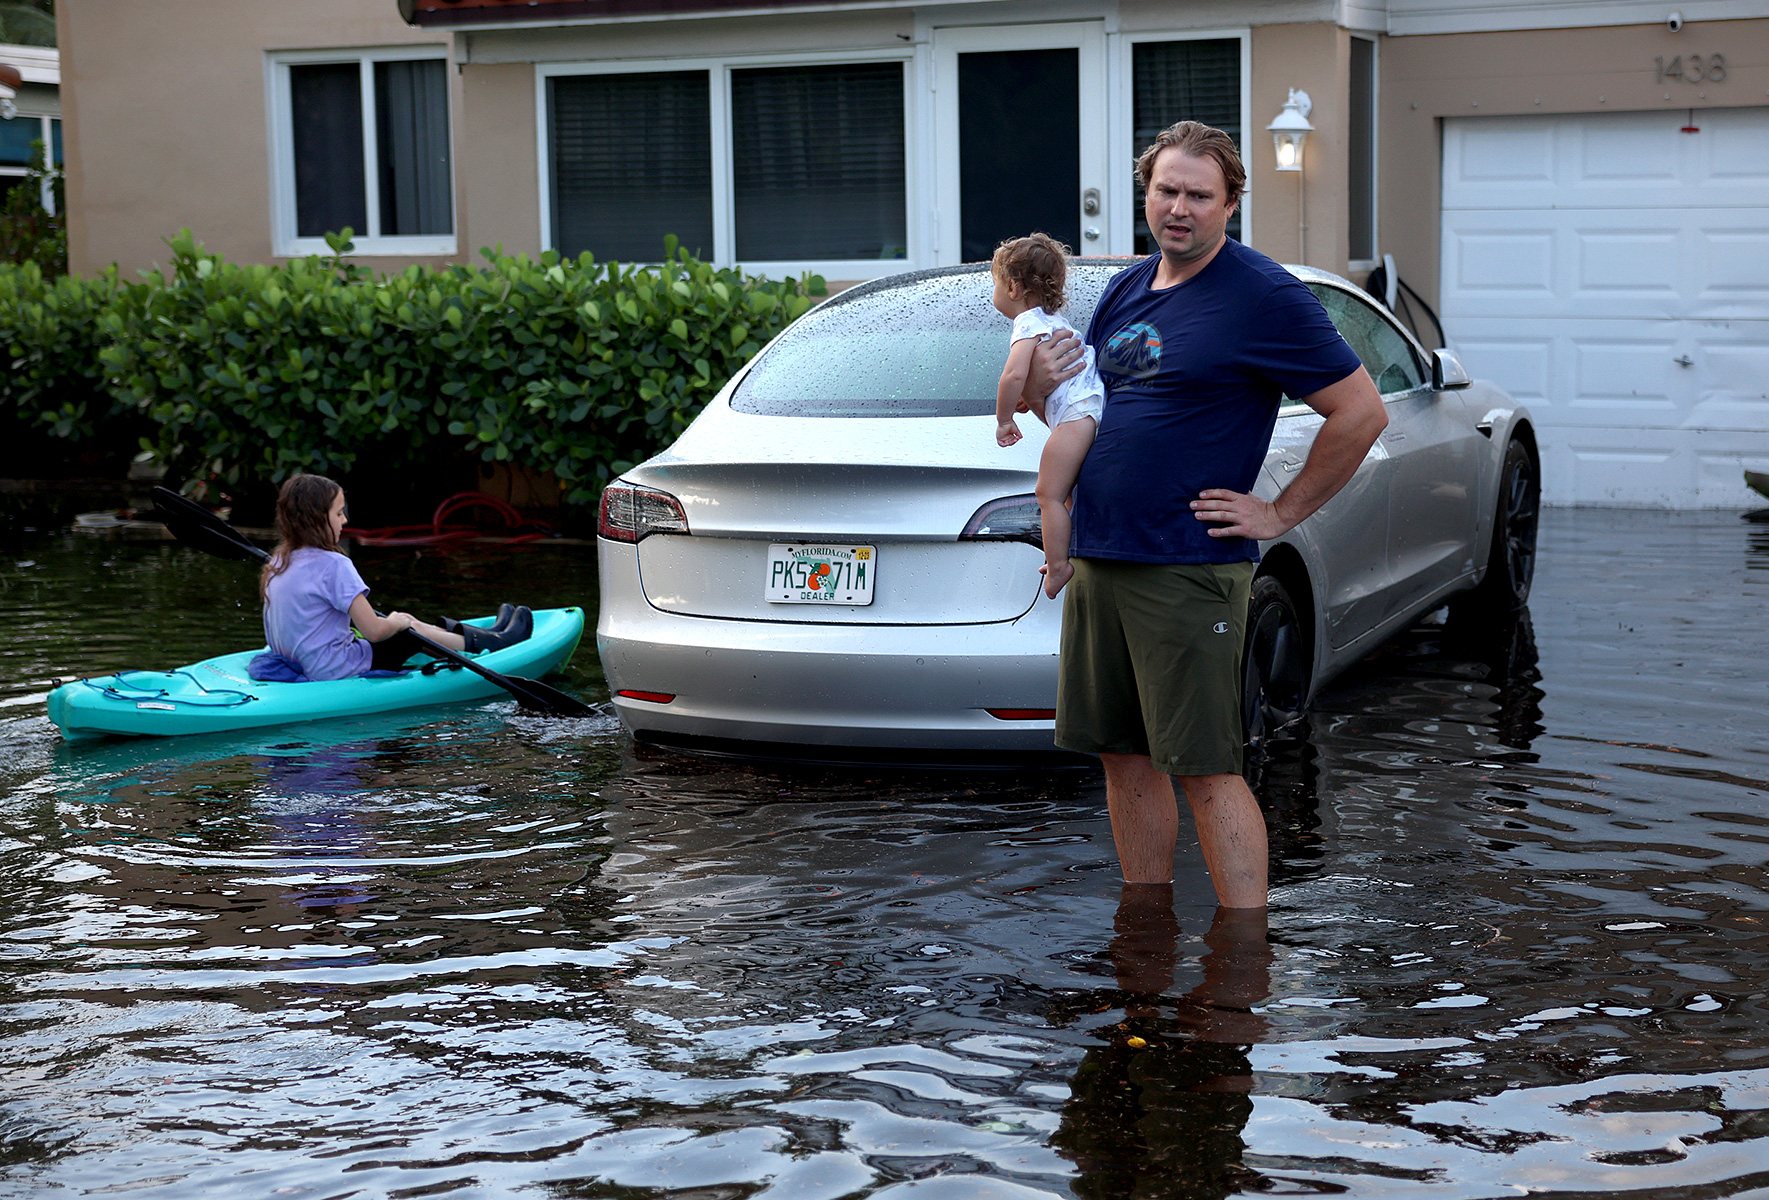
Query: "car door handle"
1279 459 1303 472
1674 355 1694 368
1384 431 1407 442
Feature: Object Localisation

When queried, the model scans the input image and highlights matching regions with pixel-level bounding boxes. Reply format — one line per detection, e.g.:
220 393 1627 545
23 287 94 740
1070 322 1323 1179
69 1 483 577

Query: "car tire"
1242 574 1311 755
1453 437 1540 622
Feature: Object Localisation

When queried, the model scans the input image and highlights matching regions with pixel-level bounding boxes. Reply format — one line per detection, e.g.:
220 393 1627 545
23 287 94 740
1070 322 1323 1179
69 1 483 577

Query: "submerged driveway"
0 507 1763 1197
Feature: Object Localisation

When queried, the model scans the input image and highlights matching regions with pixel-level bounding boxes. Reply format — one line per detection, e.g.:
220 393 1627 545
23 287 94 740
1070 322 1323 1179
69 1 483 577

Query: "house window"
730 63 906 261
1348 35 1378 266
541 56 909 275
270 49 454 256
0 113 60 212
549 70 712 262
1130 38 1243 254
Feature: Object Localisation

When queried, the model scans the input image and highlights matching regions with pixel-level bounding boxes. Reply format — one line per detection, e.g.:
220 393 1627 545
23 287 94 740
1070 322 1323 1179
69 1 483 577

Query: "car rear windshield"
730 266 1124 418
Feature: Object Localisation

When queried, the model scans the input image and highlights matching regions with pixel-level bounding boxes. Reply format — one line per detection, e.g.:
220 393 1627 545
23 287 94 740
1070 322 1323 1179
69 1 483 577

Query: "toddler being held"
990 233 1106 598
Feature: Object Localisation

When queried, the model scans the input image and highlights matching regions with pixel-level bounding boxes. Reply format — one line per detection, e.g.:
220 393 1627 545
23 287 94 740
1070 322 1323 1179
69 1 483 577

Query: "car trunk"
627 411 1047 625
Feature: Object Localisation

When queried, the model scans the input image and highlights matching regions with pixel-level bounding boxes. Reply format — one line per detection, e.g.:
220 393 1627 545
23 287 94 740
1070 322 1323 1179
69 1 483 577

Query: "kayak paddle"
150 486 596 718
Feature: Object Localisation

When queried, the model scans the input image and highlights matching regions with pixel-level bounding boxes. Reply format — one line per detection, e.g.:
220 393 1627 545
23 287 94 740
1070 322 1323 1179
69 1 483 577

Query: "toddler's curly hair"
991 233 1070 314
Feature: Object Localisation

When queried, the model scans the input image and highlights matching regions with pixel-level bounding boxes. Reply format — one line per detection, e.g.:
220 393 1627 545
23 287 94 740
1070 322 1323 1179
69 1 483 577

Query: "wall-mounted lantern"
1267 89 1314 172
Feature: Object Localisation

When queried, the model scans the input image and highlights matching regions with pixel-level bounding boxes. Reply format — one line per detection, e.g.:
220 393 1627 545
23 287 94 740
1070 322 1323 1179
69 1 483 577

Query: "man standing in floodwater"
1027 121 1387 908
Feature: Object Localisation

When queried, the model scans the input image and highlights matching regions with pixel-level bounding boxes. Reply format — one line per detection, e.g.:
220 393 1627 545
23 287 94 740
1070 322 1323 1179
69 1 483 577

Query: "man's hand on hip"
1191 490 1291 540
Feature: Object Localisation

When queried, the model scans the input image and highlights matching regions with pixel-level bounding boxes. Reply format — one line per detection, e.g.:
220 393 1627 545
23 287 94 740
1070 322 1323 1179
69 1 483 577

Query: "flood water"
0 509 1766 1198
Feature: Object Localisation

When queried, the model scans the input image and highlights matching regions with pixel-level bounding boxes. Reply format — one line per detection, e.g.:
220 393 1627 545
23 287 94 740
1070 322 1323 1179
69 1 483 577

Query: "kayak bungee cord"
80 670 257 709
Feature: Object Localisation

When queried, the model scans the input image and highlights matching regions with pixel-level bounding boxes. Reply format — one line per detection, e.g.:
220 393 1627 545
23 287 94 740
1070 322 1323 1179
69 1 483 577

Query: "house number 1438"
1655 54 1725 83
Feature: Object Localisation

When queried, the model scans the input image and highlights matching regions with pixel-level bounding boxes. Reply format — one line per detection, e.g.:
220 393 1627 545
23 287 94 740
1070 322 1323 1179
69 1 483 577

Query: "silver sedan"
596 260 1538 761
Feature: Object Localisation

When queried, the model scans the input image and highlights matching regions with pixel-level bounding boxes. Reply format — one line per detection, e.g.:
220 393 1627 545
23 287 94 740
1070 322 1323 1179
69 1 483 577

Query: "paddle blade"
153 487 271 563
502 675 596 718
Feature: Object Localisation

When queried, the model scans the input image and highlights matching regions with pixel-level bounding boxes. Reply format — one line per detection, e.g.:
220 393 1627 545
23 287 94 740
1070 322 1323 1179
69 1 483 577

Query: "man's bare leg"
1100 752 1179 884
1175 773 1268 908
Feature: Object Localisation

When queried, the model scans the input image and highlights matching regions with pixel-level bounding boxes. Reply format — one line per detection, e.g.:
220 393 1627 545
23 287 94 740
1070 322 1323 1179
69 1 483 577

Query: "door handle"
1084 226 1100 241
1674 355 1694 368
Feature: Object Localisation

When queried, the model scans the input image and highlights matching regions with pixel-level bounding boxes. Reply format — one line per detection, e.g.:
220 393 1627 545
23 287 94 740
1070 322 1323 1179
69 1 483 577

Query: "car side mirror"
1432 348 1473 391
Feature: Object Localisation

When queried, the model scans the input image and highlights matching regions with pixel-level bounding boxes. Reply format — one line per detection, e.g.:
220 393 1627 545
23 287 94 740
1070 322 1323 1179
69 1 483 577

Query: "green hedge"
0 230 823 504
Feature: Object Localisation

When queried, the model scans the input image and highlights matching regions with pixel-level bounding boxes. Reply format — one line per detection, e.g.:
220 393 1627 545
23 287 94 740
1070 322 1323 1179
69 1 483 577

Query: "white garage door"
1440 107 1769 507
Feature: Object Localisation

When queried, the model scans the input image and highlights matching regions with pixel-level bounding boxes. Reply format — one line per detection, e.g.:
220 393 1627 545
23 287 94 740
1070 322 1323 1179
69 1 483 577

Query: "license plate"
765 544 876 605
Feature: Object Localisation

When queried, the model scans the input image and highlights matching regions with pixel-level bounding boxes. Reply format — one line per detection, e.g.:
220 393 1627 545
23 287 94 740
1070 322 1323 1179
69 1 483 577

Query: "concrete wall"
1379 15 1769 309
61 0 454 277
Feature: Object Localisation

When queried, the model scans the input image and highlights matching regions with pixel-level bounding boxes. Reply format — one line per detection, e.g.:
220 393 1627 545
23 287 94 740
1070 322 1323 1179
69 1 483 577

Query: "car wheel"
1242 574 1311 754
1455 437 1540 620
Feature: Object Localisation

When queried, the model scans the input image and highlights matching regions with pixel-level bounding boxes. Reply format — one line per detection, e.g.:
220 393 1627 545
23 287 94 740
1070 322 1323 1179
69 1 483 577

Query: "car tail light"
986 708 1055 720
599 480 689 543
617 689 676 704
959 494 1042 548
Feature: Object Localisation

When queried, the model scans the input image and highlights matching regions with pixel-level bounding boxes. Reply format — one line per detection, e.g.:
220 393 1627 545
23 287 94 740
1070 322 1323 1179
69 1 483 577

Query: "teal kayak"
47 606 586 740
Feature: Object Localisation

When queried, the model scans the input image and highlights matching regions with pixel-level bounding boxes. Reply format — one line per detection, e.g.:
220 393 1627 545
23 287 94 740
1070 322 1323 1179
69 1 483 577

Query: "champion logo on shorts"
1212 621 1229 634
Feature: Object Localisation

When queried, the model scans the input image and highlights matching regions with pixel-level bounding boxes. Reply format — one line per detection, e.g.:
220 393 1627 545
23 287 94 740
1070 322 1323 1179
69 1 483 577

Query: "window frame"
1110 27 1252 255
266 45 457 258
535 47 916 279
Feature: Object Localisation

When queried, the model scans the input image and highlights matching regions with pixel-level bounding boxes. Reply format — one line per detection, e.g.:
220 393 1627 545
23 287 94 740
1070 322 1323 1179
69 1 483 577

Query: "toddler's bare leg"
1036 417 1097 598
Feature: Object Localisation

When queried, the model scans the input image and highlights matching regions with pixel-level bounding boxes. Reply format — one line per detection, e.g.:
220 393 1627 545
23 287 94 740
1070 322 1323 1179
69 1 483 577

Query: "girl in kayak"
259 473 531 681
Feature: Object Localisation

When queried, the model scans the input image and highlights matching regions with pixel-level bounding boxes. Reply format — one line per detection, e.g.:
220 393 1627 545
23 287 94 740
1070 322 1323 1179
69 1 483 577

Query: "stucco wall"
61 0 453 277
1379 16 1769 309
1248 21 1353 274
459 61 540 259
458 7 910 63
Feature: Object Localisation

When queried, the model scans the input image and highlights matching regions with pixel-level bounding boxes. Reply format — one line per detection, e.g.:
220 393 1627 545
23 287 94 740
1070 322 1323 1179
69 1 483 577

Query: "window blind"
549 71 713 262
1131 39 1242 252
730 62 906 262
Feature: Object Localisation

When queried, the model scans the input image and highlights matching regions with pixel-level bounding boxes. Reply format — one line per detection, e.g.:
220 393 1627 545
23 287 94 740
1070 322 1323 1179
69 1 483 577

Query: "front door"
933 23 1108 265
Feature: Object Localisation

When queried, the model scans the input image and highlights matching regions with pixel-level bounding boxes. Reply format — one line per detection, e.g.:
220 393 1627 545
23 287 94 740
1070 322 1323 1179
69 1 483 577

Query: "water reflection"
0 509 1766 1196
1053 893 1271 1199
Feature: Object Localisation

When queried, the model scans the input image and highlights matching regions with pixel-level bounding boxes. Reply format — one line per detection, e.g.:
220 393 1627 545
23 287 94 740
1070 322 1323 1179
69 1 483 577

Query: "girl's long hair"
260 474 344 600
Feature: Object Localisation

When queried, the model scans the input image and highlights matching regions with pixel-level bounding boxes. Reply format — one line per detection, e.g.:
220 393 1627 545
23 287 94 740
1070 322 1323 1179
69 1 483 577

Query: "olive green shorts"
1054 558 1255 777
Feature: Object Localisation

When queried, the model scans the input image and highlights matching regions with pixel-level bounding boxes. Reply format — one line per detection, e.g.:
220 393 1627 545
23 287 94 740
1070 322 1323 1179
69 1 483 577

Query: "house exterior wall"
58 0 1381 280
1248 21 1353 272
1388 0 1769 36
454 3 1374 282
1378 15 1769 309
60 0 455 277
460 61 541 259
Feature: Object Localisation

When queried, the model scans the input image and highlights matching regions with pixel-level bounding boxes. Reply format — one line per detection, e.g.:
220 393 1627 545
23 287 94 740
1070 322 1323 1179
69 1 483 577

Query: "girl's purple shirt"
262 547 374 680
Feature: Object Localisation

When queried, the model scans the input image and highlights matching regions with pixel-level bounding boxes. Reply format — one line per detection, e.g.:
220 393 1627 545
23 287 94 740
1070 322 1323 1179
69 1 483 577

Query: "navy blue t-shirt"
1072 239 1363 564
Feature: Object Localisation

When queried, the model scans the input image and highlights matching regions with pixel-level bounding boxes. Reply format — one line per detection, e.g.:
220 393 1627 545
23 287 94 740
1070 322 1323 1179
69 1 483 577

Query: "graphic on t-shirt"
1100 322 1163 380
